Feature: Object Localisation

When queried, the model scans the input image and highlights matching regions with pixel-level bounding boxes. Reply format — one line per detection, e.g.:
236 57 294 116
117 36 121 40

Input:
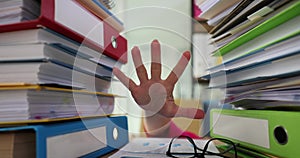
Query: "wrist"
143 112 172 137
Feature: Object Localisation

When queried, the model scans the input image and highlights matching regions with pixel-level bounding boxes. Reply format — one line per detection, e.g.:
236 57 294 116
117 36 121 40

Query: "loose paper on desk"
109 137 219 158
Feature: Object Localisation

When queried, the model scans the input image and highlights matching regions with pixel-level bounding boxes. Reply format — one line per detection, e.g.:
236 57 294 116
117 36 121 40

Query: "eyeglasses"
166 136 238 158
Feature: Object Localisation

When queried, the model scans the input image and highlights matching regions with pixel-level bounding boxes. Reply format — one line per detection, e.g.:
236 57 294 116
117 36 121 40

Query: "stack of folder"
0 0 128 157
197 0 300 157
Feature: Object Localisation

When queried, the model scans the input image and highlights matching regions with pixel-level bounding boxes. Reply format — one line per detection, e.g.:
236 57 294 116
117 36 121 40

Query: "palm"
113 40 204 119
131 79 176 117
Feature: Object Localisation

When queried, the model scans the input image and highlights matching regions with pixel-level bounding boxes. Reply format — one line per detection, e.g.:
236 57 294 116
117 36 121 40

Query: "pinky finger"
113 67 137 91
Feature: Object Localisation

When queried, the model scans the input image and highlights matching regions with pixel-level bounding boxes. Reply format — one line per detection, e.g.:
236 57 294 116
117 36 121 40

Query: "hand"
113 40 204 119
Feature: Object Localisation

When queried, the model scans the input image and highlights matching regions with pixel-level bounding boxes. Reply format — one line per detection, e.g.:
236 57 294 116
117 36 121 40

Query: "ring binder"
0 116 129 158
211 109 300 157
0 0 127 63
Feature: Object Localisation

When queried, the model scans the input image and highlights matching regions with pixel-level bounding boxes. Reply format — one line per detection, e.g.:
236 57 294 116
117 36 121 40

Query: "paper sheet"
109 137 219 158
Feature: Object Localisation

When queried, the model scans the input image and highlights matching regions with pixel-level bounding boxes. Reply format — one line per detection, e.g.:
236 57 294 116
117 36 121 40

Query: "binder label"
55 0 104 47
212 112 270 148
47 126 107 158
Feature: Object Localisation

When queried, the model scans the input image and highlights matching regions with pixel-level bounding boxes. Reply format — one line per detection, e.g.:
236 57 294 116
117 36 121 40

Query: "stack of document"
0 0 128 157
196 1 300 157
0 27 122 90
199 0 300 110
197 0 241 21
109 137 219 158
0 0 127 122
198 0 292 50
0 85 116 122
0 0 40 25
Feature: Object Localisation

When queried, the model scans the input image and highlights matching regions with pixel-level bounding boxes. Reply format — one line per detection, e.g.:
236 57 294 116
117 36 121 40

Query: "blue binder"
0 116 128 158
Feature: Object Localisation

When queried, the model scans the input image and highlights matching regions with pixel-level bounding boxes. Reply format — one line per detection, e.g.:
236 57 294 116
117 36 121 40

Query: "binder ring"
113 127 118 140
111 36 118 48
273 126 288 145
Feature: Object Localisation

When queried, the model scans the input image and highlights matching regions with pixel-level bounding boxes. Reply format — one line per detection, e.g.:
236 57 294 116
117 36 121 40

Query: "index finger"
113 67 137 91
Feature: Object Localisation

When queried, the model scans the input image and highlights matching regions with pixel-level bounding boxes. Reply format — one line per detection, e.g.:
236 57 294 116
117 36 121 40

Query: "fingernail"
152 39 159 43
131 46 139 53
183 51 191 60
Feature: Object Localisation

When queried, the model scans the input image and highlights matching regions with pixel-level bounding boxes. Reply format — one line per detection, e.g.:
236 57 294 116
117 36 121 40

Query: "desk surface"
100 137 223 158
101 137 276 158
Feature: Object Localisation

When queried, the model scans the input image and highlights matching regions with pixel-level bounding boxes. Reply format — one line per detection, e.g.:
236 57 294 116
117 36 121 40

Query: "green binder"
210 109 300 157
213 1 300 57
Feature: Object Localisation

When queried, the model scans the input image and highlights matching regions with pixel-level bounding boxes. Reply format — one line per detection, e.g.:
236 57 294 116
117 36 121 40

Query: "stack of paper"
198 0 241 20
185 6 300 157
196 1 300 157
0 0 40 25
0 0 128 157
109 137 219 158
207 0 292 51
198 0 300 110
0 85 117 122
0 0 127 121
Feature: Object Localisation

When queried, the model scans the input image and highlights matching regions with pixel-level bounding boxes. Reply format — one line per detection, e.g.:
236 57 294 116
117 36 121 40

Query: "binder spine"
211 109 300 157
0 116 128 158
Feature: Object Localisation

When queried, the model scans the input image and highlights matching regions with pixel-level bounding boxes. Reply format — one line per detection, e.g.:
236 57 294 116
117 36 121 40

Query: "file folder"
213 1 300 57
210 109 300 157
0 116 129 158
0 0 127 63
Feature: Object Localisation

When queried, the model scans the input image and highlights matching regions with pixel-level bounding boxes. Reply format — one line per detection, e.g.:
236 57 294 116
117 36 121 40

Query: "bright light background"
110 0 211 137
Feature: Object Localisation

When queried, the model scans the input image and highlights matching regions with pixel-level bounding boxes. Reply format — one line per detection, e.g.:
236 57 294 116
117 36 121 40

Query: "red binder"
0 0 127 63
